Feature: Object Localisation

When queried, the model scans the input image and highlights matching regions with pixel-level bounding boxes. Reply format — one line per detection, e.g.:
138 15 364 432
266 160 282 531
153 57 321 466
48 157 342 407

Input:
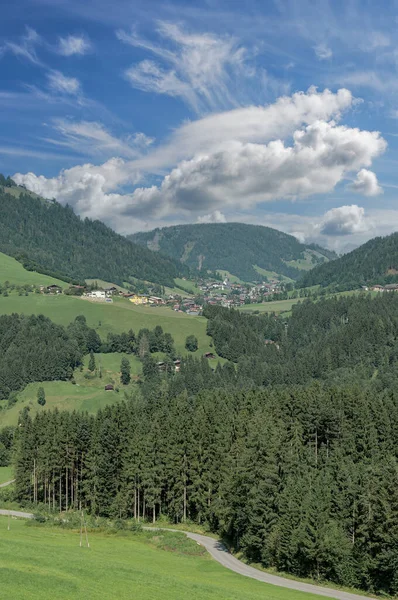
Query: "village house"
129 294 149 305
46 284 62 294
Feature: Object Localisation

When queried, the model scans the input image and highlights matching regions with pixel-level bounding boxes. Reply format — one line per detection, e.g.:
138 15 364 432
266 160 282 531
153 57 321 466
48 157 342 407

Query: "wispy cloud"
0 26 43 66
314 43 332 60
57 35 91 56
43 119 152 158
47 70 81 95
117 21 259 113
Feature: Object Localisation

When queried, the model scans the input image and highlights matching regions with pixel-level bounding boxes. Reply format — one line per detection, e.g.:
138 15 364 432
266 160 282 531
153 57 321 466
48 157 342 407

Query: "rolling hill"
0 177 188 287
129 223 336 282
297 231 398 289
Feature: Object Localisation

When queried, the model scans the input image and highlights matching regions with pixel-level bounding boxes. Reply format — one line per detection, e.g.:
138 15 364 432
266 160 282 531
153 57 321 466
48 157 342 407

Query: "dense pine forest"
298 231 398 290
6 292 398 595
130 223 336 281
0 178 187 286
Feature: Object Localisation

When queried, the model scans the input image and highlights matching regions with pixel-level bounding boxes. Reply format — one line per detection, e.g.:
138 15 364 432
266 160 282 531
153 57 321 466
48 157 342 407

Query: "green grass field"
174 277 201 294
0 353 141 428
0 466 13 484
239 298 301 314
253 266 294 283
0 252 67 288
0 518 327 600
0 294 213 356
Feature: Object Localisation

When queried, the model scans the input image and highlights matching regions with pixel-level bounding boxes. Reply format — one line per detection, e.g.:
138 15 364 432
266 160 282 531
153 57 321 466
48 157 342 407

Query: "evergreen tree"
37 387 46 406
88 350 96 372
120 358 131 385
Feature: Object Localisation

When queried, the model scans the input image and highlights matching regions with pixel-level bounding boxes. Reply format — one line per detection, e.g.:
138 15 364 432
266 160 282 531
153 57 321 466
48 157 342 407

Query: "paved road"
0 508 370 600
0 479 15 488
144 527 370 600
0 508 33 519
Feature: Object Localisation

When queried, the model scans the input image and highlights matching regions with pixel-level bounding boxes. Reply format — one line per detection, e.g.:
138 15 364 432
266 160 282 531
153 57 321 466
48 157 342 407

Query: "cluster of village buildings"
42 276 284 313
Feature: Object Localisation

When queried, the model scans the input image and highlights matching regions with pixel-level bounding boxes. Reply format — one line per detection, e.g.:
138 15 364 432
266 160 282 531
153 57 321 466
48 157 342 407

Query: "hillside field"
0 294 213 356
0 466 13 484
239 298 301 314
0 518 327 600
0 352 140 428
0 252 67 288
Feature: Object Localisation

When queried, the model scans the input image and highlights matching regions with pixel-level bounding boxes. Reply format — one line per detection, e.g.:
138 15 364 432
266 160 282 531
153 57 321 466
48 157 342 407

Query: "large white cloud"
14 87 386 233
128 120 386 216
320 205 369 236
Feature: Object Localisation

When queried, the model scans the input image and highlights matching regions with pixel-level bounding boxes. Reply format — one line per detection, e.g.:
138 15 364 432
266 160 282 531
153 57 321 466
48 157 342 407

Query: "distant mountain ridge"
129 223 336 282
297 231 398 289
0 177 187 287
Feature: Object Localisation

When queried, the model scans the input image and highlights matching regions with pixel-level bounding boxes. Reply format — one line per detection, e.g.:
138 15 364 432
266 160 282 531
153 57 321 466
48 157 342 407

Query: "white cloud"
13 87 386 234
118 21 253 112
320 205 368 236
58 35 91 56
348 168 383 196
0 27 43 66
135 87 355 170
44 120 150 158
128 120 386 217
197 211 226 223
47 71 81 95
13 158 141 231
314 43 332 60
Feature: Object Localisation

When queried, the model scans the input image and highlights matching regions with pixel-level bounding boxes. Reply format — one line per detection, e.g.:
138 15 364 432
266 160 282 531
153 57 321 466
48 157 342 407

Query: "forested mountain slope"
298 231 398 289
0 177 187 286
129 223 336 282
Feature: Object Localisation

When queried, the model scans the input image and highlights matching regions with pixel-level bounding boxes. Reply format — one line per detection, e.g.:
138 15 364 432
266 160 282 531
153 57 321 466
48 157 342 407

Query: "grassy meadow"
239 298 301 314
0 352 138 428
0 252 67 288
0 466 13 484
0 518 328 600
0 293 213 356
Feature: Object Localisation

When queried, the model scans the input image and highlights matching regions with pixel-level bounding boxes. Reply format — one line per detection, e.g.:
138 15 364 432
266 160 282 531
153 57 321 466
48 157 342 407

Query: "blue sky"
1 0 398 251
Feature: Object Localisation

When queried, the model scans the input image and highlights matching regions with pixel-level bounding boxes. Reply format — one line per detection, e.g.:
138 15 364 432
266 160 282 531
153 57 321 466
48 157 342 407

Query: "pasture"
0 294 213 355
0 252 67 288
0 518 327 600
0 353 140 428
0 467 13 484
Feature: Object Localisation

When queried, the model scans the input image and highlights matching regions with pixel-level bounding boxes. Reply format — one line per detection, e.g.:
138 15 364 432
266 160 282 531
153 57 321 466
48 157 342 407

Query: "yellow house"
129 295 148 305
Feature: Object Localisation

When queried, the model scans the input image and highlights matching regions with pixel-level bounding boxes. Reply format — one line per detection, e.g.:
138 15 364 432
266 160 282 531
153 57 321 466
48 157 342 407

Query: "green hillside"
0 294 213 356
298 231 398 289
0 178 187 287
0 353 140 428
0 252 67 288
129 223 336 282
0 518 328 600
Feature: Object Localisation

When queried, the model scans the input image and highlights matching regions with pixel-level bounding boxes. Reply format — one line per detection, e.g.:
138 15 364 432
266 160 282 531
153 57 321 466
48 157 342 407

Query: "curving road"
144 528 371 600
0 505 370 600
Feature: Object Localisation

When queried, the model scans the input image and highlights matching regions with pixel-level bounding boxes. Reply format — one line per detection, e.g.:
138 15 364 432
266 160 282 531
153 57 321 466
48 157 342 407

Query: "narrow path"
0 479 15 488
0 509 371 600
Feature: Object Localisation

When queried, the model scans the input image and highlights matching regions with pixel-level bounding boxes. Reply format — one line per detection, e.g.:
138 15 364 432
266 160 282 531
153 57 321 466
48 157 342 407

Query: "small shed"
104 383 114 391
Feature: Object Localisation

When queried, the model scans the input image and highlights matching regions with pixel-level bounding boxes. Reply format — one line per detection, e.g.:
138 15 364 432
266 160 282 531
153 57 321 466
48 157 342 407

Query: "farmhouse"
89 290 106 299
46 284 62 294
